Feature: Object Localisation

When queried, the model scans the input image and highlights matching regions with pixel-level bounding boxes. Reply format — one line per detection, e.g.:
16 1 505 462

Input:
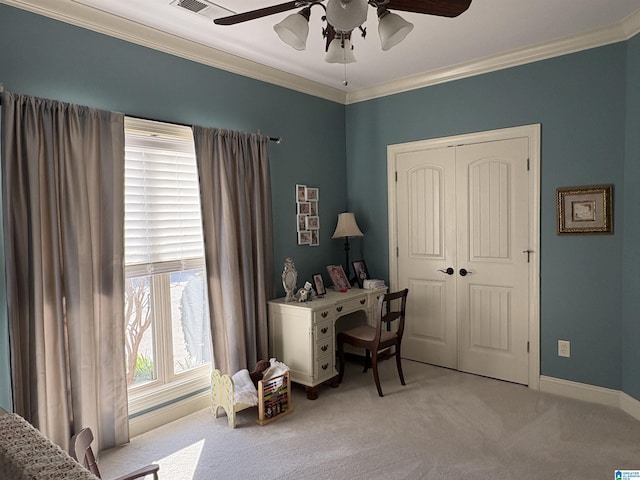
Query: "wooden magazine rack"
257 371 292 425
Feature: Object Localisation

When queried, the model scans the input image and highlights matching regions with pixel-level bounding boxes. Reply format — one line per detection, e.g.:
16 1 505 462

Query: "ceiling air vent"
176 0 208 14
170 0 234 20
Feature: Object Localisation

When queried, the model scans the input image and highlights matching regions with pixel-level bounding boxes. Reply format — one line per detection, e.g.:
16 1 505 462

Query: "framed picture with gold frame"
556 184 613 235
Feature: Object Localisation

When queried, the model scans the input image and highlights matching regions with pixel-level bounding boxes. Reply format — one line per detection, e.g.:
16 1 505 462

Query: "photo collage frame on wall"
296 184 319 246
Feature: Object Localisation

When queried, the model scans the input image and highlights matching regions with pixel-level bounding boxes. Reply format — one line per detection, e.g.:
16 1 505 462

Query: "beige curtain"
192 127 274 375
1 92 129 452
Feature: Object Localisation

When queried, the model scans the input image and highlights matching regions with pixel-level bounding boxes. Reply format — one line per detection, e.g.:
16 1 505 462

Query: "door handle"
459 268 473 276
438 267 455 275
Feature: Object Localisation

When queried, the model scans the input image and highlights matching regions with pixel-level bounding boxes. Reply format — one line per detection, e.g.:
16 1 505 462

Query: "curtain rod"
128 113 282 144
0 91 283 144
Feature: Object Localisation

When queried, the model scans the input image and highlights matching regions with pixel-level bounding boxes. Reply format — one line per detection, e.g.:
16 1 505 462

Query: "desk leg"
304 386 319 400
304 375 339 400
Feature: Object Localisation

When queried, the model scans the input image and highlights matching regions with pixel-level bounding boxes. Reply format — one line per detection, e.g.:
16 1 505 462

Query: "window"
124 117 212 414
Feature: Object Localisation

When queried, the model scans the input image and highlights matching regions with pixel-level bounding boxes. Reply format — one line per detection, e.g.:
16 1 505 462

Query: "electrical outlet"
558 340 570 358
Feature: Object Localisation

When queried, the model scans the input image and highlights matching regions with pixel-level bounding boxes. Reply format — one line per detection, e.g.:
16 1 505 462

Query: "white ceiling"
5 0 640 103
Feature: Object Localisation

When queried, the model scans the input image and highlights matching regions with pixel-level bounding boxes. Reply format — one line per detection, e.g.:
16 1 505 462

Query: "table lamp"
332 212 364 283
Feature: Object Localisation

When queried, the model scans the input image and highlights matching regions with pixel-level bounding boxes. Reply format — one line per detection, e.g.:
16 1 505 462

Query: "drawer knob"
321 327 328 334
321 345 328 352
336 306 343 312
321 311 328 318
322 363 329 370
360 299 366 305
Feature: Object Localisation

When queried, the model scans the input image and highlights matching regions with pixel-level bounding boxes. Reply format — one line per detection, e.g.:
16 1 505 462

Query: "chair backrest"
375 288 409 343
70 428 101 477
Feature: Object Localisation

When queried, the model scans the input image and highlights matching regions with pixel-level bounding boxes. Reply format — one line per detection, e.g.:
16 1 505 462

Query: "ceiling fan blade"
214 1 300 25
384 0 471 17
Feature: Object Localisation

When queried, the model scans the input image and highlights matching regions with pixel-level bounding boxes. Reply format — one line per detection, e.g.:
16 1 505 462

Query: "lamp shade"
274 9 310 50
325 37 357 64
325 0 368 32
332 212 364 238
378 10 414 51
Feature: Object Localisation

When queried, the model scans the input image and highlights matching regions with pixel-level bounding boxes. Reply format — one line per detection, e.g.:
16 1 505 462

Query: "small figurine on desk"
297 281 313 302
297 288 309 302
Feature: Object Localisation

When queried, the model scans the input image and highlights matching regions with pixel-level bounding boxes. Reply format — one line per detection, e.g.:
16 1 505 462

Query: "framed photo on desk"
312 273 326 296
352 259 369 288
327 265 350 291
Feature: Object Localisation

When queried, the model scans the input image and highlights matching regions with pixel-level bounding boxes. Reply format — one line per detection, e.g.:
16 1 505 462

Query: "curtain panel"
0 92 129 452
192 127 274 375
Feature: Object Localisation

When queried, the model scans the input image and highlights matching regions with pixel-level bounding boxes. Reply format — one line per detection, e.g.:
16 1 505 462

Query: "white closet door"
396 146 457 369
456 138 530 384
394 135 530 385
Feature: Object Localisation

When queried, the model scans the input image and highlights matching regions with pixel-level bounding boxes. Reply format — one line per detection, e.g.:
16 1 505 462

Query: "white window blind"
124 117 204 276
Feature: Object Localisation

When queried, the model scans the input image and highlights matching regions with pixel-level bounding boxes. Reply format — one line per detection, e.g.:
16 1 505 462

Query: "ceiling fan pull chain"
343 57 348 86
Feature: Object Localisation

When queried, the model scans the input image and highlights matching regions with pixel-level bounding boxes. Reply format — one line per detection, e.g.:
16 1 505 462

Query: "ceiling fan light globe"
326 0 368 32
378 12 414 51
274 13 309 50
325 38 357 64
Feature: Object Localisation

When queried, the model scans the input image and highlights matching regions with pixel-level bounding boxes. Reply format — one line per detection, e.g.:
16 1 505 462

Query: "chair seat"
342 325 397 344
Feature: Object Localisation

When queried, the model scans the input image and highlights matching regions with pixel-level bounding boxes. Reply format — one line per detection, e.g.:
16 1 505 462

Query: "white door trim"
387 124 541 390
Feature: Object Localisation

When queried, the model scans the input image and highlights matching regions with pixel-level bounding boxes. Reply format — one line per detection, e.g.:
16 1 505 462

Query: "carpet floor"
100 359 640 479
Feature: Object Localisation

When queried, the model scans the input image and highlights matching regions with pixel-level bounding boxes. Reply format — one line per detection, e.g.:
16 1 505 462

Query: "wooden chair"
70 427 159 480
337 288 409 397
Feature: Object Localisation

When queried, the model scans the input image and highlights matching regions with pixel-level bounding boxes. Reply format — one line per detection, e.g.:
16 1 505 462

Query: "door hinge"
527 158 530 171
395 171 398 182
527 341 530 353
396 246 399 257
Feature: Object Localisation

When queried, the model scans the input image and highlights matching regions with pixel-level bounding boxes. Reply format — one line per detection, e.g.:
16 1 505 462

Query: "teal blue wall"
623 34 640 400
346 44 628 392
0 4 348 410
1 3 639 408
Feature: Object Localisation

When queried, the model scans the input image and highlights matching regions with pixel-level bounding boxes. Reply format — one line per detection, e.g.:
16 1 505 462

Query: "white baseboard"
621 392 640 421
128 391 211 438
540 376 640 422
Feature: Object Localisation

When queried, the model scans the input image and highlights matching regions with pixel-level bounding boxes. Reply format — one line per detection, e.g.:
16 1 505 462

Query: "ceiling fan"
213 0 472 66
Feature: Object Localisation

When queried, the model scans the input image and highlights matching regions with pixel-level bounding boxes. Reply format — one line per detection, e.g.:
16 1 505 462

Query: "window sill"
128 369 211 417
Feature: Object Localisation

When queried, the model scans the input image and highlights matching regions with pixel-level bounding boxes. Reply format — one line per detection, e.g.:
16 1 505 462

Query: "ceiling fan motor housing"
325 0 368 32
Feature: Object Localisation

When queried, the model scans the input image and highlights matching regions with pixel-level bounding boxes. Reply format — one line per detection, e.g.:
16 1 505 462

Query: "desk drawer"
313 308 334 324
314 319 333 342
315 336 333 360
314 318 335 381
333 294 368 317
315 353 335 380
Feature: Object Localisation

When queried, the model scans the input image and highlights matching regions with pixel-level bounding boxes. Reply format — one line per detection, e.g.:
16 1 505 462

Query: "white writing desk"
268 287 386 399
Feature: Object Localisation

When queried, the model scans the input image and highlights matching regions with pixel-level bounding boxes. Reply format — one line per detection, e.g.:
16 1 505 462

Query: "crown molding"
621 7 640 39
346 11 640 104
2 0 639 106
0 0 347 104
